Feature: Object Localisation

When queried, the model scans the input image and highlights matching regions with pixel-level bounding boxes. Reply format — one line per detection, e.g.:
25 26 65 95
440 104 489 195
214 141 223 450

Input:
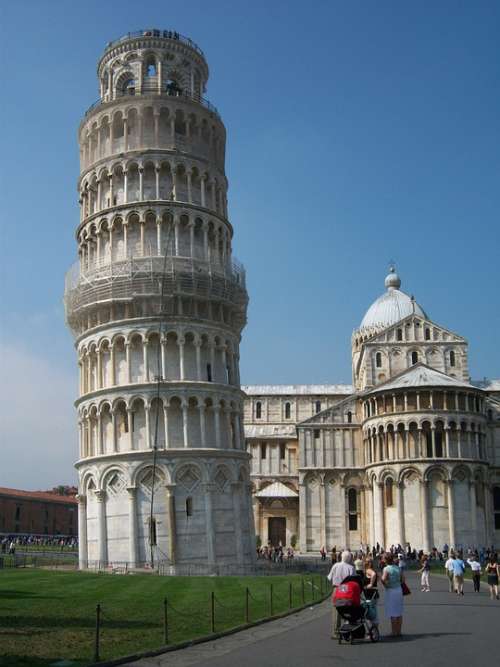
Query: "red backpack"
333 580 361 606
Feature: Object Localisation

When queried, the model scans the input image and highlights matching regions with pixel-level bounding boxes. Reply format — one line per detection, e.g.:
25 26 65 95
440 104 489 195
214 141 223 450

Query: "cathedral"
243 268 500 553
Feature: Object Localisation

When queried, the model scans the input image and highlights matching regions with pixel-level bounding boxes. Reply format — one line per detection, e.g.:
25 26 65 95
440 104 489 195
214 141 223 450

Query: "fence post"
301 577 305 604
289 581 292 609
320 573 323 595
270 583 273 616
245 587 250 624
94 604 101 663
163 597 168 644
210 591 215 633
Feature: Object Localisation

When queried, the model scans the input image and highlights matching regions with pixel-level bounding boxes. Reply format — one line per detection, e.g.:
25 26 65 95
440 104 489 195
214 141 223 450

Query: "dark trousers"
472 573 481 592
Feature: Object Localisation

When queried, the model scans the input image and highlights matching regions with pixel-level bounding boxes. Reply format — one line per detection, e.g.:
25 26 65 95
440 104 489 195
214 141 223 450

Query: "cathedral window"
256 401 262 419
207 363 212 382
315 400 321 414
260 442 267 459
397 328 403 341
376 352 382 368
411 351 418 365
347 411 352 423
425 328 431 340
449 351 455 367
348 489 358 530
493 487 500 530
148 517 157 546
285 402 291 419
280 443 286 459
314 429 320 439
185 497 193 517
385 479 394 507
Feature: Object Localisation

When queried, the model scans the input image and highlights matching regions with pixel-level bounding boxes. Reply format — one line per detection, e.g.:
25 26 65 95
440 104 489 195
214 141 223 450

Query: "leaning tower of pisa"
64 29 255 572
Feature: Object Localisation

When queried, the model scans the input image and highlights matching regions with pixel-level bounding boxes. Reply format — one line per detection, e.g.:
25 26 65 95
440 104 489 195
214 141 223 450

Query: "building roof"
359 268 427 331
0 487 78 505
242 384 353 396
472 379 500 391
244 425 297 439
255 481 298 498
365 363 475 394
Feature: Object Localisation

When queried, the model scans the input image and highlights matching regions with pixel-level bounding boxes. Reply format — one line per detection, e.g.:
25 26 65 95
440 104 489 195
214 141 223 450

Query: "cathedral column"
77 494 88 569
125 343 131 384
145 404 151 449
178 337 185 380
127 487 138 568
374 482 385 548
445 428 450 457
198 404 206 447
181 402 189 447
194 341 202 380
203 483 216 569
165 484 176 564
163 402 169 448
231 482 244 566
319 478 326 549
299 480 308 553
161 337 167 380
397 481 406 546
469 480 477 539
420 480 430 552
155 167 160 201
447 480 456 549
95 490 107 566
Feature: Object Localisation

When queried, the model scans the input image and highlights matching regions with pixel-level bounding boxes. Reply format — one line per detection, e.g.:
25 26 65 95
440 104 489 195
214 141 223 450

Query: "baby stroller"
333 576 380 644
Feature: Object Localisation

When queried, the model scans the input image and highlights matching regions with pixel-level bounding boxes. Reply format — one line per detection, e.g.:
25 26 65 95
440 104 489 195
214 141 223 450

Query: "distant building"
0 487 78 536
244 268 500 553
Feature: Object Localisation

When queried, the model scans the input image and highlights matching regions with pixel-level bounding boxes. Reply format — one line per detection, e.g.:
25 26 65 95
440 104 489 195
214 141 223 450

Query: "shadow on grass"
0 658 86 667
0 590 64 600
0 615 159 630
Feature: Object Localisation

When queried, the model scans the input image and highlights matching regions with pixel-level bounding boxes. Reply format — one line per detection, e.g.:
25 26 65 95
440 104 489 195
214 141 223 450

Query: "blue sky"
0 0 499 487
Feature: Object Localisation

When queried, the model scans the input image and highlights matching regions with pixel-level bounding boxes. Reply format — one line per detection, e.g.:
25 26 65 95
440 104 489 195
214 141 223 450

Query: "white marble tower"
64 29 255 571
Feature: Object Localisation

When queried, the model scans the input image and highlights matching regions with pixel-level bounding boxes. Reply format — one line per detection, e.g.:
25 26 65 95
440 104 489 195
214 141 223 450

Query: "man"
444 553 455 592
327 550 355 638
451 553 466 595
467 555 482 593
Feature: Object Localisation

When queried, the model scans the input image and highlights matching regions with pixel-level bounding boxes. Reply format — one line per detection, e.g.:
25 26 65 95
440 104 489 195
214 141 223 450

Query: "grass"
0 569 328 667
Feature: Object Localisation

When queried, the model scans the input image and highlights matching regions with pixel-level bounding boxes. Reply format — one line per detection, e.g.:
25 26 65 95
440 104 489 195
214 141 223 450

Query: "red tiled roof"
0 487 78 505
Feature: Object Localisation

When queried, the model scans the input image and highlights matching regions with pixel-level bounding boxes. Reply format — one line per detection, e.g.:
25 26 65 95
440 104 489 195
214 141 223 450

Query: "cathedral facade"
243 268 500 553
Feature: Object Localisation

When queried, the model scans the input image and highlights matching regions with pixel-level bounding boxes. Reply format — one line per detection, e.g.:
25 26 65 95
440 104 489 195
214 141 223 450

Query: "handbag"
401 581 411 596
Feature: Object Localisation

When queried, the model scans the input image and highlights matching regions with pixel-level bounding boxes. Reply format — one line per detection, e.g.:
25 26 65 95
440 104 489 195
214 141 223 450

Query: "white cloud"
0 340 78 490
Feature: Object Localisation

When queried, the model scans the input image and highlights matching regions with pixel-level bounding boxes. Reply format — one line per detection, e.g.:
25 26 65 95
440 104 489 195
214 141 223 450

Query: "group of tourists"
256 544 295 562
326 544 500 641
0 534 78 553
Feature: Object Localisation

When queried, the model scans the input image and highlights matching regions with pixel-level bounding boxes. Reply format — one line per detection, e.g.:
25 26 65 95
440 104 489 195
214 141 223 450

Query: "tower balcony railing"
104 29 205 57
64 252 247 326
84 88 219 120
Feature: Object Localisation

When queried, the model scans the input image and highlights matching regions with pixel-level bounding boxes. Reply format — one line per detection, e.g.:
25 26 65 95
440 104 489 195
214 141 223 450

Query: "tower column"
77 494 88 569
95 490 107 566
127 487 138 568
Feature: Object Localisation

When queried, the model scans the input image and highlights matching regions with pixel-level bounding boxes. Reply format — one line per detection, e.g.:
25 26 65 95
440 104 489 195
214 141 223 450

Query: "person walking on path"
485 556 499 600
467 555 482 593
326 550 355 638
444 553 455 592
418 555 431 592
381 553 405 637
450 553 466 596
364 557 380 628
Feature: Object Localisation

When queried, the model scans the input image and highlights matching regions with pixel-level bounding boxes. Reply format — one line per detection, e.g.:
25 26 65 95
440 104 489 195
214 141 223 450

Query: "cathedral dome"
359 267 427 331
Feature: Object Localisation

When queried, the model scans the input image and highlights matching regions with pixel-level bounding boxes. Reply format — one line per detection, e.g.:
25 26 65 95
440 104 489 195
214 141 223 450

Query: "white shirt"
467 559 481 572
327 562 355 586
445 558 454 571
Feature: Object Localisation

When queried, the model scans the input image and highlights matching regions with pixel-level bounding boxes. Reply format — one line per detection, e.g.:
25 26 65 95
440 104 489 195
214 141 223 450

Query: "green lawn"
0 569 328 667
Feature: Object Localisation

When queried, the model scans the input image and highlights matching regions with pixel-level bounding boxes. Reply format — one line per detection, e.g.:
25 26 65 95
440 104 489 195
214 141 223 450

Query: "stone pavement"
126 572 500 667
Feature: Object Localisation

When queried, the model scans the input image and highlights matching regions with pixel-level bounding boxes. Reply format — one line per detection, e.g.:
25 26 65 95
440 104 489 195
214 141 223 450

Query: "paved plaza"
127 572 500 667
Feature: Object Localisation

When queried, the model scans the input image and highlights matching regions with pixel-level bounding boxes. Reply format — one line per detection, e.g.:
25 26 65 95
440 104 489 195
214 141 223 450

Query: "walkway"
126 572 500 667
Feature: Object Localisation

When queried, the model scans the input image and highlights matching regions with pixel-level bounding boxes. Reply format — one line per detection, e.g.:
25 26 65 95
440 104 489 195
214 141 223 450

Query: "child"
418 555 431 592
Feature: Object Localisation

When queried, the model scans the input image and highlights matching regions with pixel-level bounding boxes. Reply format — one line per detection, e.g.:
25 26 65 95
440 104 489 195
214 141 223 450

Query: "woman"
364 557 379 627
418 555 431 592
485 556 499 600
354 553 364 577
381 552 405 637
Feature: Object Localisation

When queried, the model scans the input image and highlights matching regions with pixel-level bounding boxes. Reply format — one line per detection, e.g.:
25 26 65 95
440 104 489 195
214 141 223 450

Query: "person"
451 553 466 596
397 553 406 572
485 556 499 600
320 546 326 561
418 555 431 592
327 550 355 638
381 553 405 637
354 553 364 577
364 557 379 628
467 555 482 593
444 553 455 592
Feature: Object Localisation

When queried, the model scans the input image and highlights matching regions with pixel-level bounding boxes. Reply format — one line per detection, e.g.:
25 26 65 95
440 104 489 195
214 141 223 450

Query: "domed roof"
359 267 427 331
